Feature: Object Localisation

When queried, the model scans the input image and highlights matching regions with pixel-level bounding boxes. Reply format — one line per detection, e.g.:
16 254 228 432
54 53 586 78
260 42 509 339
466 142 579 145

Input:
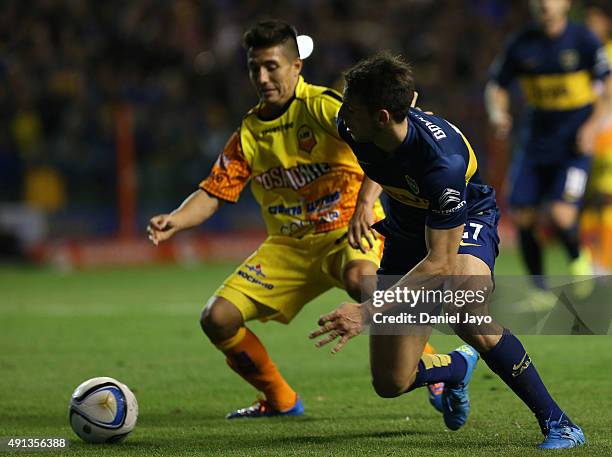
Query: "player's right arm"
341 93 424 252
147 129 251 245
485 35 519 138
147 190 223 245
310 223 464 353
485 82 512 138
310 152 470 353
347 177 382 253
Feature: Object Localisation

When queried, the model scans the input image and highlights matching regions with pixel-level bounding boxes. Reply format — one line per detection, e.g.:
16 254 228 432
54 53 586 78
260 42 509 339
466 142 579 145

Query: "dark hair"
343 52 415 122
242 19 299 58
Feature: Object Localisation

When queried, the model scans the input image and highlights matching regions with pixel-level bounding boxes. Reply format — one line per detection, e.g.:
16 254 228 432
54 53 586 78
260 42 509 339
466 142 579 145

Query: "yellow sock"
217 327 297 411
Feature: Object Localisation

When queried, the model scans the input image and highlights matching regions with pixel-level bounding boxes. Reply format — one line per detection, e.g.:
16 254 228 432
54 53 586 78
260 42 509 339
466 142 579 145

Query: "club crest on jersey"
298 124 317 153
559 49 579 71
245 263 266 278
404 175 420 194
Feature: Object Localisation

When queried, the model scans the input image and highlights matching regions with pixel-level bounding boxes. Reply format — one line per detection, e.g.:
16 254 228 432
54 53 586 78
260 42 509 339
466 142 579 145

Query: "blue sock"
519 228 543 276
481 329 572 433
408 351 467 391
555 224 580 260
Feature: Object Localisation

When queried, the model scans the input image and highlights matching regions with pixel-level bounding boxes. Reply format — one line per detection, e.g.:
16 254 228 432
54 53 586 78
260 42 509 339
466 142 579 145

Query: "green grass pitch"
1 247 610 456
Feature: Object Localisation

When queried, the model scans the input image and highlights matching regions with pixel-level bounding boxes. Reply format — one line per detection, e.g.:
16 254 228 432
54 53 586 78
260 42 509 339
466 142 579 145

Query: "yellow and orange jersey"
590 40 612 195
200 76 378 237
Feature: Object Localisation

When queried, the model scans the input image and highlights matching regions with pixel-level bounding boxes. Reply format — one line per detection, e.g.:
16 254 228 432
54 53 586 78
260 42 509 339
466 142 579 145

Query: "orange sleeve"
199 130 251 203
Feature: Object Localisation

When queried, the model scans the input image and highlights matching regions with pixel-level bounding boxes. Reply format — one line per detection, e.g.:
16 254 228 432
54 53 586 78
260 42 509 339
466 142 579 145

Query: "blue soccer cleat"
226 396 304 419
442 344 479 431
538 417 585 449
427 382 444 413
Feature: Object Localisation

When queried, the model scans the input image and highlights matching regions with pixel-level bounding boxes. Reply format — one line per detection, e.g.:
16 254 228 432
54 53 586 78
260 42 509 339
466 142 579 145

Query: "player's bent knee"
343 261 377 301
550 203 578 230
200 297 244 343
371 371 416 398
454 330 501 353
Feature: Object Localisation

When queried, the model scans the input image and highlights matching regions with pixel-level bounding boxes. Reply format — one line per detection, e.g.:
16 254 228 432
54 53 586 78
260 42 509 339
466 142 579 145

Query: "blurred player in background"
148 20 440 419
485 0 611 292
583 3 612 273
311 52 585 449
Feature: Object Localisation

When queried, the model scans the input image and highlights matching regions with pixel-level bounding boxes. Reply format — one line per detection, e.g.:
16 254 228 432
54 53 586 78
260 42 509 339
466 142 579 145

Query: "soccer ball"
69 377 138 443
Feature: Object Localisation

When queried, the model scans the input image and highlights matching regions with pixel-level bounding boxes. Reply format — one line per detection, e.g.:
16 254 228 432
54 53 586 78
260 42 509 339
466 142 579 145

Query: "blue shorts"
508 154 591 208
377 208 500 276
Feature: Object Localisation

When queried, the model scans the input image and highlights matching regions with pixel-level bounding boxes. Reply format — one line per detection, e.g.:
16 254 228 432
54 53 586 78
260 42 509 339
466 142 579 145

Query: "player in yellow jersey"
584 4 612 272
147 20 441 418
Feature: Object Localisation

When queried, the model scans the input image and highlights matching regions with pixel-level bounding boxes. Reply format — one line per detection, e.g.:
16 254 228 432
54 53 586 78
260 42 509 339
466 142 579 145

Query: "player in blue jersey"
310 52 585 449
485 0 612 292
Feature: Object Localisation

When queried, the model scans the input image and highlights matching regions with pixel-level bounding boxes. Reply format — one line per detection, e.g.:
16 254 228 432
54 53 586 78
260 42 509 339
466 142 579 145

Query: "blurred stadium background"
0 0 610 271
0 0 546 268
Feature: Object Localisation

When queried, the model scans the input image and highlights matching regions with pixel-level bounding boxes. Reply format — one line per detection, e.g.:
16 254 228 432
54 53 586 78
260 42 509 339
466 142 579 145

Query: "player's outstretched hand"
147 214 179 246
309 302 365 354
347 204 377 253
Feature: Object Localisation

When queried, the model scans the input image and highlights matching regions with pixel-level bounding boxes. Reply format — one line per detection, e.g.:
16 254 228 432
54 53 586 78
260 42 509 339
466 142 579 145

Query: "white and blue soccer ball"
69 377 138 443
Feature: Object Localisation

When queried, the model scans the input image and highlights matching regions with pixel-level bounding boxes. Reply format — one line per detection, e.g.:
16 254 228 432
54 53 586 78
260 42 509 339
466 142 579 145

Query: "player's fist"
147 214 178 245
348 204 377 253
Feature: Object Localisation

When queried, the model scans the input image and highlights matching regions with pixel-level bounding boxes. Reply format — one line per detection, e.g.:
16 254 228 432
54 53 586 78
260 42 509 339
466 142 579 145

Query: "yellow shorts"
214 228 382 324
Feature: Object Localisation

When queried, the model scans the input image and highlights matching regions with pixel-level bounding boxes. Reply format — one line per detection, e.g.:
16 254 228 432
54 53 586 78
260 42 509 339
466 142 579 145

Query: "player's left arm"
310 154 468 353
577 32 612 154
485 35 519 139
309 224 463 353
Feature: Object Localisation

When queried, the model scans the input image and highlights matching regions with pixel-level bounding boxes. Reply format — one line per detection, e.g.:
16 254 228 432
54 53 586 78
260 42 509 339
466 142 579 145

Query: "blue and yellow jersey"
490 22 610 163
338 109 497 238
200 76 376 237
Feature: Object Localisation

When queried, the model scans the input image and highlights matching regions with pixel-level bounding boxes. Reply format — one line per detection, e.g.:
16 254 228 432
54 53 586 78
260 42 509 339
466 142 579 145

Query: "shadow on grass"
3 412 553 455
118 429 529 454
139 408 436 426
